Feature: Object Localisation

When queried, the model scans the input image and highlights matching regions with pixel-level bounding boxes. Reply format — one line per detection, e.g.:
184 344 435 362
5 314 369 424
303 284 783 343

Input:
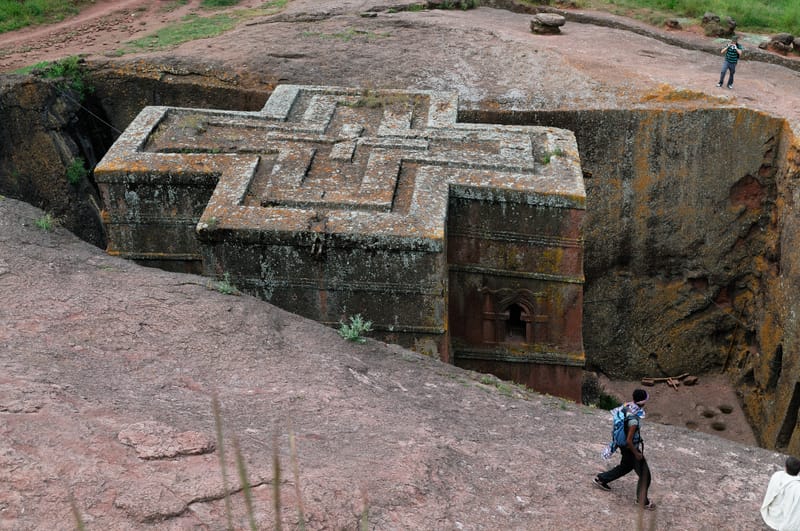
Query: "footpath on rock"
2 0 799 528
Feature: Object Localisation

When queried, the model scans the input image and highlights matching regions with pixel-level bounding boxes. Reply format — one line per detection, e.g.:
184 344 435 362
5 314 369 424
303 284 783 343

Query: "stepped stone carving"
95 85 586 400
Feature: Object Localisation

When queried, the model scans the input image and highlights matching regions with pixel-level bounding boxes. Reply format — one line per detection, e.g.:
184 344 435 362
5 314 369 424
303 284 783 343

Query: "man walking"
594 389 655 510
717 35 743 89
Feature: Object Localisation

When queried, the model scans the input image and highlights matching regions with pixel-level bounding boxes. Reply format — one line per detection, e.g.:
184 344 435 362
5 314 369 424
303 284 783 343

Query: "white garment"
761 470 800 531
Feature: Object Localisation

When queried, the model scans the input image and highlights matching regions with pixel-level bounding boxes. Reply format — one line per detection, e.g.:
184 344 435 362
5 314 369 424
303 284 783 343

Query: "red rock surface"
2 0 799 528
0 188 783 529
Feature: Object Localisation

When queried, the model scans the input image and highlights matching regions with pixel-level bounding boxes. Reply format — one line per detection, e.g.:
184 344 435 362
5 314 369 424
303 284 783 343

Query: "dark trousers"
598 446 652 502
719 61 737 86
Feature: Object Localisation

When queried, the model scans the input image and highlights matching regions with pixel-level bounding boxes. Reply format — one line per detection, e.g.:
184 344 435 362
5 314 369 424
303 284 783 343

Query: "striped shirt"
725 44 742 64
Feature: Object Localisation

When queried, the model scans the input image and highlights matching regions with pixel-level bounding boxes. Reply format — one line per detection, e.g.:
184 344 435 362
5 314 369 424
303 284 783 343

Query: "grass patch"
159 0 189 13
338 314 373 343
540 147 565 165
116 13 237 54
579 0 800 35
211 272 239 295
115 0 288 55
16 56 92 99
433 0 480 9
0 0 93 34
202 0 241 7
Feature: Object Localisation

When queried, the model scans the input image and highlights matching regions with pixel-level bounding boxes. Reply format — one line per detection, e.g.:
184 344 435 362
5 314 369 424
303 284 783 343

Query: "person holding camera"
716 35 743 89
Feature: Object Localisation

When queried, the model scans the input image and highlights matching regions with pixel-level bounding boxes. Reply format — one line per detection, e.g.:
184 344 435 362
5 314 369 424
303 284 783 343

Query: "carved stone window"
505 303 528 343
478 287 549 346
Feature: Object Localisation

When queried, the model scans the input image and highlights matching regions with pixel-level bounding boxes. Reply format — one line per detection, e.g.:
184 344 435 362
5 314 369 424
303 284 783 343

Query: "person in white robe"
762 456 800 531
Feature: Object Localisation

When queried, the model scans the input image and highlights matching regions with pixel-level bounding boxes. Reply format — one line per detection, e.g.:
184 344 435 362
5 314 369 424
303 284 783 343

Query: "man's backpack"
612 406 641 448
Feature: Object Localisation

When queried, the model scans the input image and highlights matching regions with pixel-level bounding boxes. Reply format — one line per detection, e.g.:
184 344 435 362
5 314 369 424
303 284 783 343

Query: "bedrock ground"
2 0 800 528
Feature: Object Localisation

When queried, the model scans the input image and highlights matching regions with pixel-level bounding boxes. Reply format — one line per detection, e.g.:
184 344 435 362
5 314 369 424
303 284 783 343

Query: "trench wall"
466 107 800 449
3 71 800 449
466 108 781 374
749 125 800 453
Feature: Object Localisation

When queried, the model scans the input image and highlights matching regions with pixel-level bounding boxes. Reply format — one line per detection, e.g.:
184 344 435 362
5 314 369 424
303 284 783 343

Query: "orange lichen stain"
640 84 727 105
535 248 565 274
758 308 783 356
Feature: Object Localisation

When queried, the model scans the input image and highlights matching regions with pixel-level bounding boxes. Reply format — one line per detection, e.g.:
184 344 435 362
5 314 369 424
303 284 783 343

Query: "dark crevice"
776 382 800 449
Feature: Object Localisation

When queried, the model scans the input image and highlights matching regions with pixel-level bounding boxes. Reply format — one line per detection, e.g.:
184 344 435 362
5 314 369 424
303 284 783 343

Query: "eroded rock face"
577 109 781 379
0 77 108 248
464 107 784 379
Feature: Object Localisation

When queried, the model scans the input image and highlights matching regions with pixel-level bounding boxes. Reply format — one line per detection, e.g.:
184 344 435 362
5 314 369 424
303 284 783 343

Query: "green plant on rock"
433 0 480 10
214 272 239 295
338 314 373 343
66 157 87 185
30 56 93 100
35 213 55 232
540 147 564 165
201 0 241 7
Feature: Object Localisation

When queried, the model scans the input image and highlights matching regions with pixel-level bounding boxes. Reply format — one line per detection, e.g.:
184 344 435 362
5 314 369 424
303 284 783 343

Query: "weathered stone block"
531 13 566 35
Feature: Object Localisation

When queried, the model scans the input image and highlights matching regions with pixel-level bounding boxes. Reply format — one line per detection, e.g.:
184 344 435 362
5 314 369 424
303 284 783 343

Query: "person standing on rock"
761 456 800 530
593 389 655 510
716 35 743 89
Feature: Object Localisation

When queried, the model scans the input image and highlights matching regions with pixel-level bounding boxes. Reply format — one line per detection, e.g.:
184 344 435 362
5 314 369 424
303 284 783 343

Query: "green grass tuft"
65 157 87 185
202 0 241 7
213 272 239 295
15 56 93 99
338 314 373 343
579 0 800 35
35 213 55 232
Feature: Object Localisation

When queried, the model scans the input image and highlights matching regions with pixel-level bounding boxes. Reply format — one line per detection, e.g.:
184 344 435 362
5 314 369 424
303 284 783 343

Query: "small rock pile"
759 33 800 56
701 12 736 38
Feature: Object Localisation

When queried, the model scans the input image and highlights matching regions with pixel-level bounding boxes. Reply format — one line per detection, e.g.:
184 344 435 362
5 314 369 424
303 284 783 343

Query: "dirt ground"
0 0 269 71
599 374 757 446
1 1 798 527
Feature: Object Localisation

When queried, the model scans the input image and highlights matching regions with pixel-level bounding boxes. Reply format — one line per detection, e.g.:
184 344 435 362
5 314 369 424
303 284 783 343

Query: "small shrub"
66 157 87 185
214 272 239 295
35 213 55 232
338 314 373 343
581 372 621 408
201 0 241 7
595 392 621 410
